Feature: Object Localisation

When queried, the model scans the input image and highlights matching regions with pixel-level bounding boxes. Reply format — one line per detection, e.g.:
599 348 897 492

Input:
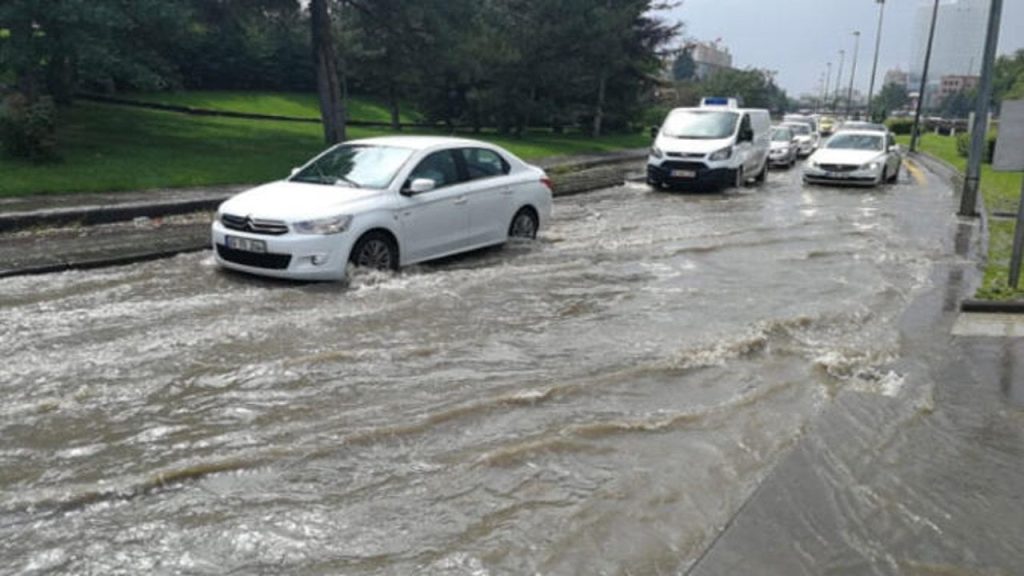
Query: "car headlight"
650 145 664 159
860 162 880 171
293 214 353 235
709 146 732 161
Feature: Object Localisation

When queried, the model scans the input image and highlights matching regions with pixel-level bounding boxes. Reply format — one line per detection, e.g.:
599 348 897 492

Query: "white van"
647 99 771 191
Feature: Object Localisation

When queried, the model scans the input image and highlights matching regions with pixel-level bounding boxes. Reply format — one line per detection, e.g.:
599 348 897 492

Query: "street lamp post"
910 0 940 153
834 50 846 113
824 62 833 112
960 0 1004 217
846 31 861 118
866 0 887 119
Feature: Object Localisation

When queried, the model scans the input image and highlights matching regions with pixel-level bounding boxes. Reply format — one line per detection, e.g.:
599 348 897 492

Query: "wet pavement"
1 159 1022 575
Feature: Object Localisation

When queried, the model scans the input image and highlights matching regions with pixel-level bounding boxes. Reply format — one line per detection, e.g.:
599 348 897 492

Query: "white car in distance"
803 130 903 187
212 136 553 281
781 122 818 157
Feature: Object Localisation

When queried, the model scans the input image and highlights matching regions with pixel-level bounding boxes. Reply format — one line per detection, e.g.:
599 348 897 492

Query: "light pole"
834 49 846 113
960 0 1004 217
867 0 887 118
823 62 833 112
910 0 940 153
846 31 861 118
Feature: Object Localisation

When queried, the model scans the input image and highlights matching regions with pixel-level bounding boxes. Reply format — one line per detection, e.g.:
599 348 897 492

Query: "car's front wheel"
349 231 398 271
509 207 539 239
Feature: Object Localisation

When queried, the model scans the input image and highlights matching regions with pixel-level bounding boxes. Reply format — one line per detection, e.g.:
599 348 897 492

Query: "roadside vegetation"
0 98 648 197
122 91 423 124
902 133 1024 301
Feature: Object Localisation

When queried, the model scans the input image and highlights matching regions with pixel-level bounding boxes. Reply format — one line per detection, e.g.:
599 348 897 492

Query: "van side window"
739 114 753 140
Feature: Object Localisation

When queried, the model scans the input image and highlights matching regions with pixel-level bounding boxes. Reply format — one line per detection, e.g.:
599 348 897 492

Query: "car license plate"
671 169 696 178
226 235 267 253
826 172 848 179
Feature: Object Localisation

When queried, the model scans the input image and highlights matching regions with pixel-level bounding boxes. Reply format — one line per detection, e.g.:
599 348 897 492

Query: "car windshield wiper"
335 175 362 188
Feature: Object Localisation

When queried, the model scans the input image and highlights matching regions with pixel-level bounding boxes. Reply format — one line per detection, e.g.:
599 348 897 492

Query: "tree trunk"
311 0 346 144
592 72 607 139
387 80 401 131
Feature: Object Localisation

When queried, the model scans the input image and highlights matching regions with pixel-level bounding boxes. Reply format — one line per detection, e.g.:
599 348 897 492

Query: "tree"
870 82 908 121
671 49 696 81
994 49 1024 103
310 0 345 144
701 68 787 112
939 89 976 119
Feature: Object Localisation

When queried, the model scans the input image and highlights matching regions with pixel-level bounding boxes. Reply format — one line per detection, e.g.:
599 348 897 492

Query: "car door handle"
501 188 514 196
453 197 468 205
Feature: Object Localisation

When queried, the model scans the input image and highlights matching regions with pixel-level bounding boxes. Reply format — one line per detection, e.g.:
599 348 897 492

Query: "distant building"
939 75 980 100
884 68 910 90
690 40 732 81
910 0 987 85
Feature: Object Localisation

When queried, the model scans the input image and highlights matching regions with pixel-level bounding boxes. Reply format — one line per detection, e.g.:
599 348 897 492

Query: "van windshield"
662 111 739 139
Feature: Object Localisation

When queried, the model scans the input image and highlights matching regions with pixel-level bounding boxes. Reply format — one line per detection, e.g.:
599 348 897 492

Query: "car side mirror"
403 178 436 196
290 167 301 177
650 126 659 139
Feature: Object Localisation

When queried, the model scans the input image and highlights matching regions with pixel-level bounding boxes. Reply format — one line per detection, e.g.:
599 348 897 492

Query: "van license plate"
671 170 696 178
226 235 267 253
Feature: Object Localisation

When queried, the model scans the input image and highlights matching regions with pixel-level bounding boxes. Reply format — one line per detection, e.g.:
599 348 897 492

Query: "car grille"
221 213 290 235
818 164 858 172
666 152 706 159
661 160 707 171
216 244 292 270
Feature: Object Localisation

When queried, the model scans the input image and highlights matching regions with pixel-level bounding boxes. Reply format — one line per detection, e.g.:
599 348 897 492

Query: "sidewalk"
0 149 647 278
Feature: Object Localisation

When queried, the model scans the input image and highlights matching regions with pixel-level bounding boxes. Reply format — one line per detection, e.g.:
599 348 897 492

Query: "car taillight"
540 177 554 192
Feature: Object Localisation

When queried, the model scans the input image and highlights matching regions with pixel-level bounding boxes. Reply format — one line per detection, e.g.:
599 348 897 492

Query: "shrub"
955 130 998 163
886 118 914 135
0 93 58 160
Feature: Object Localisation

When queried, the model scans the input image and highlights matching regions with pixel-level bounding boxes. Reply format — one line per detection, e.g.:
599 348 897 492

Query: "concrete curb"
0 197 230 234
0 244 209 280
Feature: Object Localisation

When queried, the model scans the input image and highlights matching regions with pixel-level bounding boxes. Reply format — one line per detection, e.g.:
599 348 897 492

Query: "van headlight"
293 214 353 235
650 145 664 159
709 146 733 161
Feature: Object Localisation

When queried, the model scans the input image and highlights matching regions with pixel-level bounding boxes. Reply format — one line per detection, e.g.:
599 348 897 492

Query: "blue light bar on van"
701 97 739 108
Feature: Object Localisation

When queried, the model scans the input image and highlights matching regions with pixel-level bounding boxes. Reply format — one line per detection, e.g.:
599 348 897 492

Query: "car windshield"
291 144 414 188
826 133 884 151
785 124 810 135
771 128 793 142
662 110 739 139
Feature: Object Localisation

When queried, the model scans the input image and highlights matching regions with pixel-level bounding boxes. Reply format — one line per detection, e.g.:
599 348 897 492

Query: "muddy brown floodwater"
0 166 968 574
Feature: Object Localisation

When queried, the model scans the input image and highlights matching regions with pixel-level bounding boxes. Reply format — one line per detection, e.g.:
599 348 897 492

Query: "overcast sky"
665 0 1024 97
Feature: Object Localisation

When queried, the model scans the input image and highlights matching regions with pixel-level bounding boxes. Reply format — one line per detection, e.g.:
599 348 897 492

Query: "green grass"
126 91 422 123
900 133 1024 301
0 100 647 197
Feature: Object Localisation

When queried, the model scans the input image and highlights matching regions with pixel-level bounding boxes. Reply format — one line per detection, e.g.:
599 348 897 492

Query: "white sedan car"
803 130 902 187
212 136 553 281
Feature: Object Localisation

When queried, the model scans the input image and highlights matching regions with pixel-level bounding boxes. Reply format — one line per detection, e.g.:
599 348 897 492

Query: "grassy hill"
0 93 647 197
125 91 423 123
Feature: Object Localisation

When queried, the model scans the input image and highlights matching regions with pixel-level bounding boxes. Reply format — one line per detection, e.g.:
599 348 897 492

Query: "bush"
955 130 998 163
0 93 58 160
886 118 914 135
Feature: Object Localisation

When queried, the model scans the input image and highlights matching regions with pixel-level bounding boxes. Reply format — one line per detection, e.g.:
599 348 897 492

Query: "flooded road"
0 164 966 574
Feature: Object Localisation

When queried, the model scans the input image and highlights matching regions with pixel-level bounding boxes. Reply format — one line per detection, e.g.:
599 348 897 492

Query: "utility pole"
834 50 846 113
960 0 1004 217
910 0 940 153
846 31 861 119
867 0 887 118
824 62 833 113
